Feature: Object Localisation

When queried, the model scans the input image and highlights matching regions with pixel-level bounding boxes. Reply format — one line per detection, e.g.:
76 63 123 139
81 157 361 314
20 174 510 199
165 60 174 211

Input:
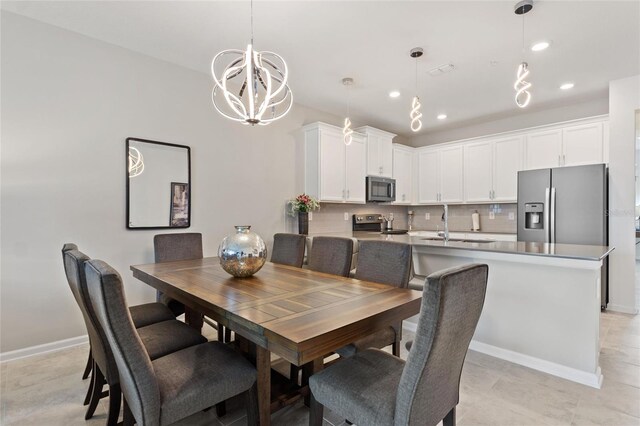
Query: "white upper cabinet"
464 141 493 202
356 126 396 178
303 122 366 204
392 144 413 204
417 149 439 203
562 122 603 167
525 129 563 170
493 135 524 202
345 134 367 203
439 145 464 203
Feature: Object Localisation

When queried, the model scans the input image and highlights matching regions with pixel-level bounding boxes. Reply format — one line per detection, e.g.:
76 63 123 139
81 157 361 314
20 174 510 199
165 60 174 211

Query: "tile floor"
1 312 639 425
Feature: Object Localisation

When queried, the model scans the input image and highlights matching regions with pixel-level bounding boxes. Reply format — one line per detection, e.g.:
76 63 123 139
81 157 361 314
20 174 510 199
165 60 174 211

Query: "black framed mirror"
126 137 191 229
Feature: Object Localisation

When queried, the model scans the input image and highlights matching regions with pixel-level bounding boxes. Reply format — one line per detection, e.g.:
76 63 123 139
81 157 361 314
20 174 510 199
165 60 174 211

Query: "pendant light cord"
250 0 254 45
521 13 525 58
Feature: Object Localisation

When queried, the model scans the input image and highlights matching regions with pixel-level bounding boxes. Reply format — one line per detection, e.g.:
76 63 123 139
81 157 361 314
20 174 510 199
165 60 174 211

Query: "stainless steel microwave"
366 176 396 202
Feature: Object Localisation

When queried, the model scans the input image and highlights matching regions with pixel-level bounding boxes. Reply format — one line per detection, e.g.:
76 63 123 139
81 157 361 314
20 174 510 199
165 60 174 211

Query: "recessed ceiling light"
531 41 550 52
437 114 447 120
560 82 575 90
389 91 401 98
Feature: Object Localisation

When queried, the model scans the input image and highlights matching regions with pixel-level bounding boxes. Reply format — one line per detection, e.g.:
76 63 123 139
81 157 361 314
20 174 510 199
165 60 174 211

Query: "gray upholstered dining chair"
271 233 306 268
335 240 413 358
307 236 354 277
309 263 489 426
154 233 230 343
83 259 258 426
62 244 207 426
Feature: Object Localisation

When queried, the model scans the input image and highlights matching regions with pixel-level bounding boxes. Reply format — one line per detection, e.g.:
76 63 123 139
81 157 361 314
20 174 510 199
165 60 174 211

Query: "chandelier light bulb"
211 44 292 125
128 147 144 178
514 62 532 108
343 117 353 145
410 96 423 132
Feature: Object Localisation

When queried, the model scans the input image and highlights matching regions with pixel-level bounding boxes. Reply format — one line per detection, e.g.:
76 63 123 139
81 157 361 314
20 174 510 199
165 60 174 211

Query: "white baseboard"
0 335 88 363
469 340 603 389
606 304 639 315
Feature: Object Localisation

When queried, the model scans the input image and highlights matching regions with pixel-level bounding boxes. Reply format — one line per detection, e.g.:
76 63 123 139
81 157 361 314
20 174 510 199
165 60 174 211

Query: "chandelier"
409 47 424 132
514 0 533 108
128 147 144 178
342 77 354 145
211 0 292 125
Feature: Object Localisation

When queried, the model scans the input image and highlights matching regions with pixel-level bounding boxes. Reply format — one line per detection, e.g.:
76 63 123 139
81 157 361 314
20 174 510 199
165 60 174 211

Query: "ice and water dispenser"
524 203 544 230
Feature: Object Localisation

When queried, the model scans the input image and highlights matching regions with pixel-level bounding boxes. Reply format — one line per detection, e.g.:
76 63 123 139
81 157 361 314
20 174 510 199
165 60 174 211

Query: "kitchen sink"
421 237 494 243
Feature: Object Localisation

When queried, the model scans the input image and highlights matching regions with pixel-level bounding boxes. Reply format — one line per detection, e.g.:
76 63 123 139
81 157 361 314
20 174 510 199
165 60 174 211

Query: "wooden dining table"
131 257 422 425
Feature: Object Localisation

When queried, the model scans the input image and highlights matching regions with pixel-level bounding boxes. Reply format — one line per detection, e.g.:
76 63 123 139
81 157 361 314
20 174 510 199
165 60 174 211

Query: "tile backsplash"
300 202 517 235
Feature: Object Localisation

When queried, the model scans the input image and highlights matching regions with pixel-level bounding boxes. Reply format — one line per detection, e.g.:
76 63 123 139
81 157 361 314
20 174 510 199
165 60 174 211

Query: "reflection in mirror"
126 138 191 229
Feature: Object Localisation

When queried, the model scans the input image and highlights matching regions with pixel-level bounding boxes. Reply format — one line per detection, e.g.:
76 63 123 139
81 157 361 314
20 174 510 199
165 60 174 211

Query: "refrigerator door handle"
544 188 550 243
550 187 557 244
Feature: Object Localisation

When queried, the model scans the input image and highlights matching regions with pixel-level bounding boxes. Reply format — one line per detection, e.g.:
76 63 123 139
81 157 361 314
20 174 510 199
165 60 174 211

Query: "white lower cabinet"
303 122 366 204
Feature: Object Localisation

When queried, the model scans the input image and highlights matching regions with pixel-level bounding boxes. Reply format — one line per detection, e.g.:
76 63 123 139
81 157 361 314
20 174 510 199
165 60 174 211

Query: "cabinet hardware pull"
558 155 561 166
563 154 566 166
347 190 350 199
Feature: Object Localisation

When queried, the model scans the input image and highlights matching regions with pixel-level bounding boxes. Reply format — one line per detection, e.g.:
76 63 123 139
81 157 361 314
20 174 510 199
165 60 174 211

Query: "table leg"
184 306 203 333
302 357 324 407
256 345 271 426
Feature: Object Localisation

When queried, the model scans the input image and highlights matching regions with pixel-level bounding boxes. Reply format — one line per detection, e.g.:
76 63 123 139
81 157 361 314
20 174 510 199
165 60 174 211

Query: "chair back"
271 233 306 268
61 244 118 384
307 237 354 277
395 264 488 425
354 241 412 288
153 233 203 263
84 259 161 426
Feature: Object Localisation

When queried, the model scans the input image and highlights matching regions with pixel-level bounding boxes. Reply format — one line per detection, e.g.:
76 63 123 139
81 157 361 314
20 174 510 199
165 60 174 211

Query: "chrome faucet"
437 204 449 242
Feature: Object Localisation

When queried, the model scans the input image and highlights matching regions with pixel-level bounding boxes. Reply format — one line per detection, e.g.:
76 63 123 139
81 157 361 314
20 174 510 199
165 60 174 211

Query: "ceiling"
3 1 639 137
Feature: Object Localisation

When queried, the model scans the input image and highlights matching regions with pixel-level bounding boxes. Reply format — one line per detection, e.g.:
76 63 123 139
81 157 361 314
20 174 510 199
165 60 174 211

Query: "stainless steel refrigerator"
517 163 609 309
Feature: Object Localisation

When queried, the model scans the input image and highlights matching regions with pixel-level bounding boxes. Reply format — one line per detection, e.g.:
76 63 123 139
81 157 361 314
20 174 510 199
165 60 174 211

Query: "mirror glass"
126 138 191 229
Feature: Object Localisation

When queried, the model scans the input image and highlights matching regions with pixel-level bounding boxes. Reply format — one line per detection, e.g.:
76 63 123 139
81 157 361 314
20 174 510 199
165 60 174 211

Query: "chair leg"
123 398 135 426
215 401 226 418
245 383 258 426
217 325 225 343
83 360 96 406
82 349 93 380
443 406 456 426
225 327 232 343
106 383 122 426
85 364 105 420
289 364 300 385
309 392 324 426
392 340 401 357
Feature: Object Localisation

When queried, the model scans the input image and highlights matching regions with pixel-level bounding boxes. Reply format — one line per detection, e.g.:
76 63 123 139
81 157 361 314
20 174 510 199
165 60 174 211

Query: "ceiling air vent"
428 63 455 76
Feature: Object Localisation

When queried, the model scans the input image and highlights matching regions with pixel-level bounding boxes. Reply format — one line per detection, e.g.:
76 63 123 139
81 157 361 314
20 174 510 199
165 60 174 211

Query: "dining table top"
131 257 423 365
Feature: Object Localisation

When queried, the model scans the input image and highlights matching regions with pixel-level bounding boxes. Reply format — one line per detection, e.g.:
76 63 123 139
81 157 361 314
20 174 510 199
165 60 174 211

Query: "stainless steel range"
352 213 408 234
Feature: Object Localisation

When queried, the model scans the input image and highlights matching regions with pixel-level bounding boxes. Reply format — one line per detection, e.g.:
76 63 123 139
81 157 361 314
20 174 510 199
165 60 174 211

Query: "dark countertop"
313 231 613 262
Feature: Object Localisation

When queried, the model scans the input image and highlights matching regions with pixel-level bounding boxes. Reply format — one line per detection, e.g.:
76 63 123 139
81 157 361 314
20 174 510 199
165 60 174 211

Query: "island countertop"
310 231 613 262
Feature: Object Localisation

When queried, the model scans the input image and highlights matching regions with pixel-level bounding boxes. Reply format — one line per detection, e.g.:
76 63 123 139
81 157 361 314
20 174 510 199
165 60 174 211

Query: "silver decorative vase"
218 225 267 278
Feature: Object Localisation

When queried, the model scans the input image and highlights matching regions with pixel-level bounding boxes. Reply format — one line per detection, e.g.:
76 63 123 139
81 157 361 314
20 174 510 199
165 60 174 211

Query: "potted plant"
289 194 319 235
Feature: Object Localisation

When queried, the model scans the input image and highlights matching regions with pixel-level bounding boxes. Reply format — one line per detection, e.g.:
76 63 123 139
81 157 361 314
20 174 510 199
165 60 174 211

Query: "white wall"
410 96 609 147
608 75 640 314
0 13 343 353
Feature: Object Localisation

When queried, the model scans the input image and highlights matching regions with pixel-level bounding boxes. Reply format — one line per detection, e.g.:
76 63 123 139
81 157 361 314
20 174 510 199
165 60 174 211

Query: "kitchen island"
311 231 613 388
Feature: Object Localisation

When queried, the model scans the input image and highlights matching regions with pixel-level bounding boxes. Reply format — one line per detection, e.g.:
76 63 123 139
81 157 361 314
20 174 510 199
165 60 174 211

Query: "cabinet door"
319 129 346 202
393 148 412 204
464 141 493 202
366 134 381 176
525 129 562 170
418 150 439 203
603 121 610 164
439 146 464 203
562 122 603 166
378 136 394 178
493 135 524 202
345 135 366 203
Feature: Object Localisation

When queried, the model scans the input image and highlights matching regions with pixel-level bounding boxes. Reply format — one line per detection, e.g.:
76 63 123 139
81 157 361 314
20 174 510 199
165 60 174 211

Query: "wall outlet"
508 212 515 220
309 212 313 221
489 212 495 220
344 212 349 221
425 213 431 220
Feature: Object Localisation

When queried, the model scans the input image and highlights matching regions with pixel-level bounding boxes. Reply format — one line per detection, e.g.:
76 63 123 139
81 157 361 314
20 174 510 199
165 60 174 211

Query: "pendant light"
342 77 354 145
211 0 293 125
409 47 424 132
514 0 533 108
128 147 144 178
